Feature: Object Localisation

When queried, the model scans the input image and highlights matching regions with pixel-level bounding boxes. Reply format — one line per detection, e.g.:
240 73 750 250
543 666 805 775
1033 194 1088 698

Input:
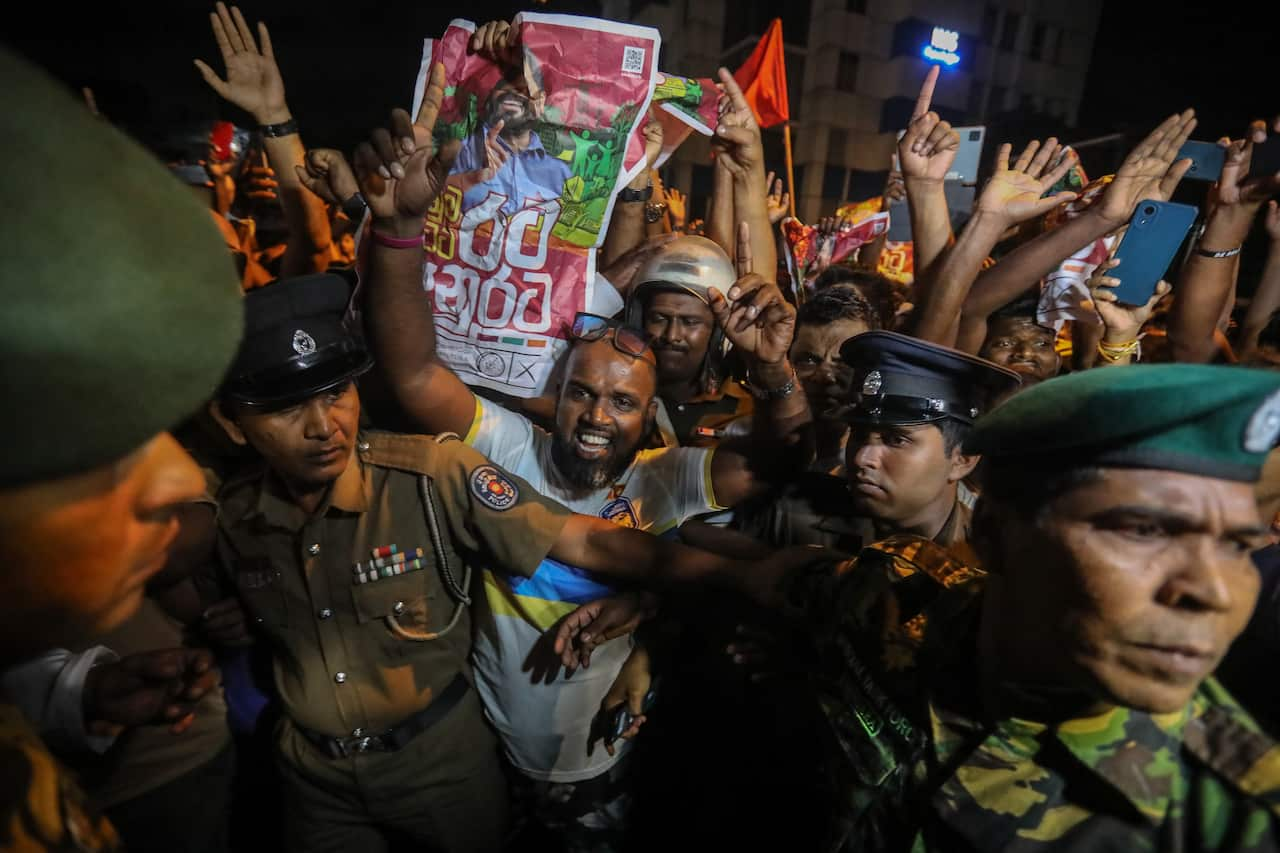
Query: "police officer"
0 48 243 851
206 272 569 851
732 364 1280 851
693 331 1020 558
206 267 804 851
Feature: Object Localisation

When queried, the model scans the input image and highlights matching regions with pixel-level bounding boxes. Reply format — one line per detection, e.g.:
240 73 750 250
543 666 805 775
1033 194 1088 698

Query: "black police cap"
836 331 1020 426
220 272 372 407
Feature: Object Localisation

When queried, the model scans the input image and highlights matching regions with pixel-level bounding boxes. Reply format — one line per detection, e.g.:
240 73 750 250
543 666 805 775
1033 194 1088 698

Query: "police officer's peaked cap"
0 48 243 487
836 331 1021 427
966 364 1280 483
220 273 372 408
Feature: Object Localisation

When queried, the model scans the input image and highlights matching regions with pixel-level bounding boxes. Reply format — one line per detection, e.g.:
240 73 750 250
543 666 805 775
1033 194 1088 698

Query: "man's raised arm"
297 63 476 437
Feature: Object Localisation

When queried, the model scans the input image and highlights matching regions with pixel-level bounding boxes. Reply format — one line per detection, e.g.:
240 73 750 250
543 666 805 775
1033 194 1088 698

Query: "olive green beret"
0 48 243 487
965 365 1280 483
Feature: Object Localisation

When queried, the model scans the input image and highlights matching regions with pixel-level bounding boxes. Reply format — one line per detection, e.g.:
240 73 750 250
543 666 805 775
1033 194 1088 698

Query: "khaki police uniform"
217 430 572 852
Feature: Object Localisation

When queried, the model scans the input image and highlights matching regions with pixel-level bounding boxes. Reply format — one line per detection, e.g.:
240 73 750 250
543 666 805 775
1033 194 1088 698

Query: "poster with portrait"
412 14 660 397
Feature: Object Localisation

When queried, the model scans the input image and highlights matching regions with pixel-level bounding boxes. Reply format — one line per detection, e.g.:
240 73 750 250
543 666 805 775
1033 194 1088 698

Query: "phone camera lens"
1143 206 1156 215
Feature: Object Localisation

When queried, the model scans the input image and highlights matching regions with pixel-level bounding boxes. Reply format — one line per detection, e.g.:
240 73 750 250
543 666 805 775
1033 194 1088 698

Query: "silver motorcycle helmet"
624 236 739 395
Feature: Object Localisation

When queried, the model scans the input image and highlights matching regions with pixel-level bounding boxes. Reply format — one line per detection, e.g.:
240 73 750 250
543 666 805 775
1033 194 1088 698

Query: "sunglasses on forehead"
569 312 653 358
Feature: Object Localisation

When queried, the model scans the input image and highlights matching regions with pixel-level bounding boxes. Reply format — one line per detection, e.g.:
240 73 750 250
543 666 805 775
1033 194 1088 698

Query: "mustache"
650 340 688 353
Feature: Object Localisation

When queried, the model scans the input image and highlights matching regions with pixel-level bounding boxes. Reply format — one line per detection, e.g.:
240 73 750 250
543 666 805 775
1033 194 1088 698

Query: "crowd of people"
6 4 1280 852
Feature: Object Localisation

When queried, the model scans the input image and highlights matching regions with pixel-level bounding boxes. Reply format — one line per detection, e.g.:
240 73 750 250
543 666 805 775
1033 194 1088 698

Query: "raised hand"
1085 257 1170 345
975 138 1080 229
1212 119 1280 211
883 169 906 204
665 187 688 230
1267 199 1280 242
349 62 460 224
713 67 765 179
708 222 795 364
84 648 221 737
479 120 511 180
194 3 290 125
765 170 790 224
296 147 363 208
1096 109 1197 229
469 19 519 67
897 66 958 185
640 109 664 172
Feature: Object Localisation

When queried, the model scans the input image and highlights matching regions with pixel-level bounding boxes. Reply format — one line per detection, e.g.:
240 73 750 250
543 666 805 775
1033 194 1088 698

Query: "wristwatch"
745 365 798 401
618 183 653 203
644 202 668 224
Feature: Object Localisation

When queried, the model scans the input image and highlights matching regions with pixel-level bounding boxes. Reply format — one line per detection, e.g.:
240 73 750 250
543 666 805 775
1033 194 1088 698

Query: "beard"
550 429 644 491
484 91 537 136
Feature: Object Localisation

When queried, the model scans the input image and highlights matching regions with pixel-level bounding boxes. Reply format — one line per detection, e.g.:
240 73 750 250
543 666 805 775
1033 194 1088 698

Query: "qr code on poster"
621 46 645 75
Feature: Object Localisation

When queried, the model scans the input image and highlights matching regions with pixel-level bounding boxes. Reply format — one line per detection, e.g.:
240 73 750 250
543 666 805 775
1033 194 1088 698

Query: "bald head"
552 337 659 490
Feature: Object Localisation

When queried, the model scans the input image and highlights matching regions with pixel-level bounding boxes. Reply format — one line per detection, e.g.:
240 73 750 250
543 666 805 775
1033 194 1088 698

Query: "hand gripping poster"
412 15 659 397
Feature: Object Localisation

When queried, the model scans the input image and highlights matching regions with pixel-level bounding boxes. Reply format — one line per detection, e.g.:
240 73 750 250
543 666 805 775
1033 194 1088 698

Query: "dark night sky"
6 2 1279 171
1080 4 1280 148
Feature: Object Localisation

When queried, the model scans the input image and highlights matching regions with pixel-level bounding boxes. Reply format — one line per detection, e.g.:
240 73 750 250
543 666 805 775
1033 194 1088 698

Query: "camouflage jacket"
0 702 121 852
786 536 1280 852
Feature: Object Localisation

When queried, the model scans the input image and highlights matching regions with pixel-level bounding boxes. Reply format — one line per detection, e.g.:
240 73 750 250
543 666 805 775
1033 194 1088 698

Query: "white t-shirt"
464 397 721 782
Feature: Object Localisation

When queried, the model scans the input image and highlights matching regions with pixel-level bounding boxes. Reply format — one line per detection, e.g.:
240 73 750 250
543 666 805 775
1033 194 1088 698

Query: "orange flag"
732 18 790 128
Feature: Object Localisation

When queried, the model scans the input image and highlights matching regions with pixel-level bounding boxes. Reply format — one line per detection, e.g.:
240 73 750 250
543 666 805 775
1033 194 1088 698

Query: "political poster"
412 15 660 396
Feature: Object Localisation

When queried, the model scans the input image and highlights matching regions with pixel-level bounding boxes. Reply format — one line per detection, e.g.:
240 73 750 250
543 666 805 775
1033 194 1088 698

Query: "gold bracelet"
1096 338 1141 363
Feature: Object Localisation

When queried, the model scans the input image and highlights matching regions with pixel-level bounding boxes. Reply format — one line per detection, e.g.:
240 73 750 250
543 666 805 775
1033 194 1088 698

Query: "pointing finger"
912 64 939 120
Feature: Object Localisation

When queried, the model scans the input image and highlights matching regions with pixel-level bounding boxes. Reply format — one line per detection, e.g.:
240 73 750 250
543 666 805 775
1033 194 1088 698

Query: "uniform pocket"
351 573 433 632
233 557 290 629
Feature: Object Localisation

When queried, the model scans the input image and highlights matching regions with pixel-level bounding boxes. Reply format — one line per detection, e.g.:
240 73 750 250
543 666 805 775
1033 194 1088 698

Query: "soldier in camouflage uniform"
748 364 1280 851
555 356 1280 850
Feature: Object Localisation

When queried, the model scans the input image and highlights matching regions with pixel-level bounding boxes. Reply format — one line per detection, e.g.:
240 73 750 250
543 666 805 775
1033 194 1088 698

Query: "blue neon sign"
922 27 960 66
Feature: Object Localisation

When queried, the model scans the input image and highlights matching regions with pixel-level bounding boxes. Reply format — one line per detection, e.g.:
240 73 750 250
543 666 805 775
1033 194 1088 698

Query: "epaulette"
1186 677 1280 812
857 535 985 588
357 430 451 478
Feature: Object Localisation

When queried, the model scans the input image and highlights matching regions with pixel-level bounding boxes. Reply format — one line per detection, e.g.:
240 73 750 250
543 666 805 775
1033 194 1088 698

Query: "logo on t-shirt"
470 465 520 511
600 496 638 528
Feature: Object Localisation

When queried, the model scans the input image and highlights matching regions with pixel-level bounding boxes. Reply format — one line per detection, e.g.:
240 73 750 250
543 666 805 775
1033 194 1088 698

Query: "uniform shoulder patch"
470 465 519 511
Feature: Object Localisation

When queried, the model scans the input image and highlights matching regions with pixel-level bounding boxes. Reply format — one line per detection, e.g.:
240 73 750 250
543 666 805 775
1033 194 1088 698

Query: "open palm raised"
976 138 1079 229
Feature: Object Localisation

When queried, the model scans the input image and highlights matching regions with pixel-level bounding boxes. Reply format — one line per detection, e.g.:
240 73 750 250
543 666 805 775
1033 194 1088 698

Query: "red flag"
733 18 790 128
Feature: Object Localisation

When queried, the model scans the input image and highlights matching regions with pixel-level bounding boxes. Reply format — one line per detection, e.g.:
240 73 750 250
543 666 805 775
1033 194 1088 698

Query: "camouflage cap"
0 49 243 487
965 365 1280 482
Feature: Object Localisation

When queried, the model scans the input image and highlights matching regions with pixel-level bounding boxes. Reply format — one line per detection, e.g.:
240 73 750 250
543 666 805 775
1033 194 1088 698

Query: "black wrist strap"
260 118 299 138
618 184 653 203
341 192 368 222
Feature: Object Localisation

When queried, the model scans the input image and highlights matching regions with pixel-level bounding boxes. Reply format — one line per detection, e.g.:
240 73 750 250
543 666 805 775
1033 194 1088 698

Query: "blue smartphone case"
1177 140 1227 182
1110 200 1198 306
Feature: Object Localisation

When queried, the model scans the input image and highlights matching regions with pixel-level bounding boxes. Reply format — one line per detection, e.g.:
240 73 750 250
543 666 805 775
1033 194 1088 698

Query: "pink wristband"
370 229 423 249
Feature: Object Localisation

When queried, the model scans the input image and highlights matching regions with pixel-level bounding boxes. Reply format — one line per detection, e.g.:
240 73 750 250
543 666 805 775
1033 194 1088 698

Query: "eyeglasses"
569 312 654 358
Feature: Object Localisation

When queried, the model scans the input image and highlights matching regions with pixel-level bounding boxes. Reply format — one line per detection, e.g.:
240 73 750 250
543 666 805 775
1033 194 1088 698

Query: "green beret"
965 365 1280 482
0 49 243 487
